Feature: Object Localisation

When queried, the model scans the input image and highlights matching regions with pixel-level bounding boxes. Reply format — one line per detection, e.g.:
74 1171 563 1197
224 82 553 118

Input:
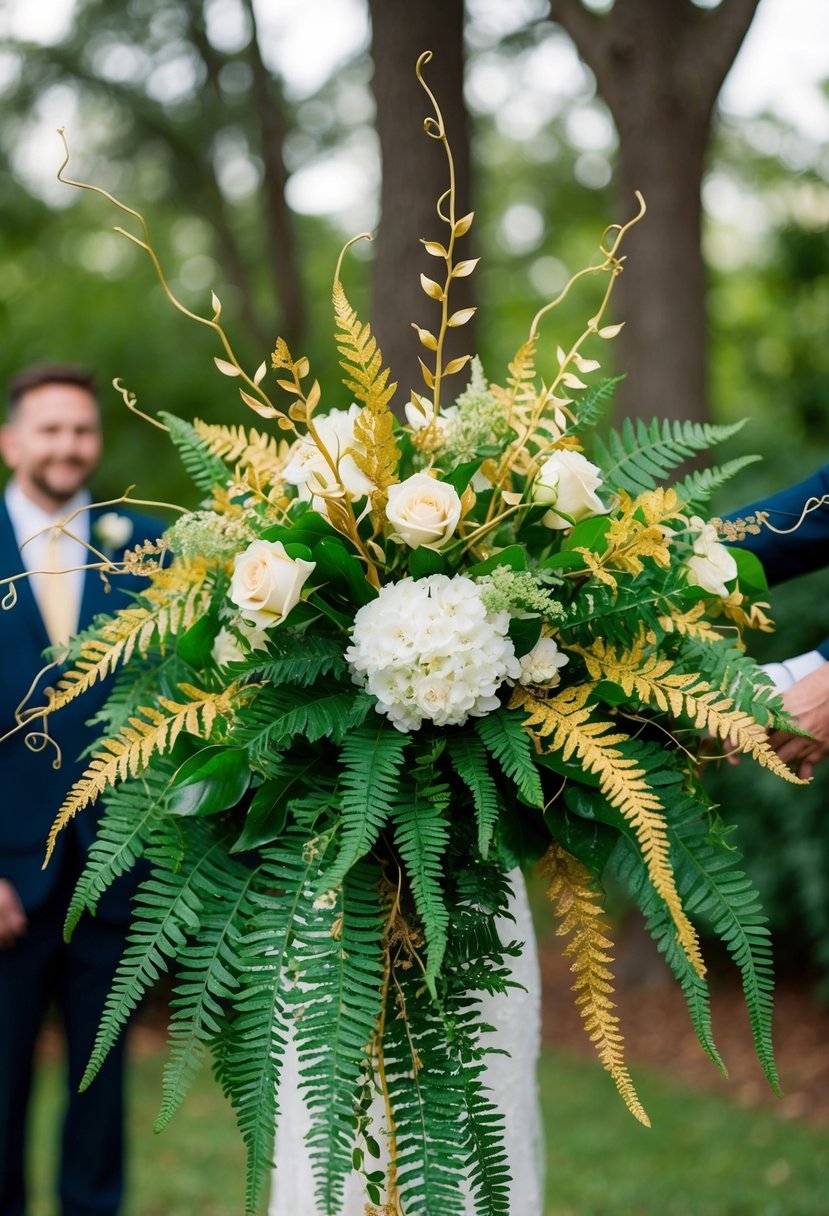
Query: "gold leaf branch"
413 51 477 424
489 193 647 503
56 129 289 431
542 842 650 1126
512 683 705 977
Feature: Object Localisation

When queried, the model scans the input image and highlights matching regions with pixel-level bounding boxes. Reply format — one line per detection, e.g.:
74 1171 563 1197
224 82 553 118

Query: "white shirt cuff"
760 650 826 691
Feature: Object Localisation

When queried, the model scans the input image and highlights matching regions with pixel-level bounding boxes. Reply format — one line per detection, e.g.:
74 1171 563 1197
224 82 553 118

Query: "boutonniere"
93 511 134 553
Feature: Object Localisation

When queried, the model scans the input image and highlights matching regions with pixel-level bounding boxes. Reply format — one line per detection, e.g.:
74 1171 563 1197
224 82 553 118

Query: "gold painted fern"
193 420 290 490
572 636 806 785
332 279 400 522
45 683 238 863
48 560 212 713
542 842 650 1126
511 683 705 977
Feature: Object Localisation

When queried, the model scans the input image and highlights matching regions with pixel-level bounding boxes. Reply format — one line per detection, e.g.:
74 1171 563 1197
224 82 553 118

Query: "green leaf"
508 615 542 657
177 612 221 668
561 515 610 553
167 746 251 817
230 773 311 853
544 802 618 880
730 545 768 595
444 458 482 494
408 546 447 578
312 537 377 606
261 509 339 549
465 545 528 577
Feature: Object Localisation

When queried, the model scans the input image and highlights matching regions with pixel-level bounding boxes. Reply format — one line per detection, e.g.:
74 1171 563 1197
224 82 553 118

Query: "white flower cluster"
345 574 520 732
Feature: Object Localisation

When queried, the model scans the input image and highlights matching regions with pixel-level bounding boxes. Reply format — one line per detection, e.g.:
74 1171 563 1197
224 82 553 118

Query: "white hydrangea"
345 574 520 732
518 636 569 687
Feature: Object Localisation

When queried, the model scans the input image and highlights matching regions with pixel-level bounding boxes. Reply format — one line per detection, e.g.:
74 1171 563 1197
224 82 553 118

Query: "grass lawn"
26 1043 828 1215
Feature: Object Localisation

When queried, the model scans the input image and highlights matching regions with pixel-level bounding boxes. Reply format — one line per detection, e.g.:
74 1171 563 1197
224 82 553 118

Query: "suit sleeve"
725 464 829 659
724 464 829 587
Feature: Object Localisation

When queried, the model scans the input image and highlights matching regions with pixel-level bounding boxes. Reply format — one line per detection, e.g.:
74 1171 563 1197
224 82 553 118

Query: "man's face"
0 382 102 506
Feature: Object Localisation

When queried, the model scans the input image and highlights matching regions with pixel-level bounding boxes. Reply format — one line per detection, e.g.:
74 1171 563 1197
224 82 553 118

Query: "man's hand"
0 879 27 949
767 663 829 779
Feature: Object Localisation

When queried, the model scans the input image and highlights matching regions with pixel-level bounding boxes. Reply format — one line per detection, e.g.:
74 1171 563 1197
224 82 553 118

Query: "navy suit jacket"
0 500 162 917
727 463 829 659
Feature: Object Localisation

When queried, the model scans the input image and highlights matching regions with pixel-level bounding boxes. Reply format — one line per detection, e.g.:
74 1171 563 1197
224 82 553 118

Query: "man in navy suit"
728 464 829 778
0 364 160 1216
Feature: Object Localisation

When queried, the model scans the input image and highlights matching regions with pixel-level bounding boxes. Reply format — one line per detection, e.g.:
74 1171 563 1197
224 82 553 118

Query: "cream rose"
533 450 606 530
685 516 738 598
518 636 569 687
229 539 315 628
385 472 462 550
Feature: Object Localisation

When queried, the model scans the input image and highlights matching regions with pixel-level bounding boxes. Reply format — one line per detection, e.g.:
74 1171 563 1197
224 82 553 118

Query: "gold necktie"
38 525 77 648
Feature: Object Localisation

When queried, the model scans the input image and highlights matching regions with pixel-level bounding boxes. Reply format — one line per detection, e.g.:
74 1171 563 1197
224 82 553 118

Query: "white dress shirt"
5 480 91 637
761 649 827 692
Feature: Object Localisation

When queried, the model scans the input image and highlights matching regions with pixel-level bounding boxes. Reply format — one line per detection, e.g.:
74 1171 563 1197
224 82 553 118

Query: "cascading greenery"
20 53 807 1216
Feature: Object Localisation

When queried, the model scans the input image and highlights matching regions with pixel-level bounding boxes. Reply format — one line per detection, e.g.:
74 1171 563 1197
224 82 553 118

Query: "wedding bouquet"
32 57 801 1216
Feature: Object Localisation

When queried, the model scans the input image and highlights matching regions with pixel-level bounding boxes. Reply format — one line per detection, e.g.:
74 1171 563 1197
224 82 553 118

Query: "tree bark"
550 0 760 425
368 0 474 416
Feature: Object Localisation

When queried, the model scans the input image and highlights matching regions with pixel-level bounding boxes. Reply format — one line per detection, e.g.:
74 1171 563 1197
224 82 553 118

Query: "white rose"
211 627 246 667
95 511 134 550
404 399 460 439
518 636 569 687
685 516 738 598
282 404 374 507
229 539 315 628
385 472 462 550
533 450 606 530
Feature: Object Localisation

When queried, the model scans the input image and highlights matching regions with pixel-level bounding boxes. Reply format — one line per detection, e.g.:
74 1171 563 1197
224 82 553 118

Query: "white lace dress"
269 869 544 1216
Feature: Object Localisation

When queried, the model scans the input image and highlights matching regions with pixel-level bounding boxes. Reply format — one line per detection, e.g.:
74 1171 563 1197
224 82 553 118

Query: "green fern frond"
669 796 780 1092
610 831 725 1077
64 764 176 940
292 860 385 1216
393 748 451 994
235 684 358 762
447 733 501 858
592 418 748 495
236 633 347 686
673 455 762 509
317 724 408 894
155 857 259 1133
475 709 543 808
160 412 230 493
80 825 223 1091
214 829 324 1215
568 376 621 432
384 974 469 1213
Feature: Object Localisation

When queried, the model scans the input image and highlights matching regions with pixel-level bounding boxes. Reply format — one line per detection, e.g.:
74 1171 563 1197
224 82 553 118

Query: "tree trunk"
550 0 760 425
368 0 474 416
612 95 710 425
